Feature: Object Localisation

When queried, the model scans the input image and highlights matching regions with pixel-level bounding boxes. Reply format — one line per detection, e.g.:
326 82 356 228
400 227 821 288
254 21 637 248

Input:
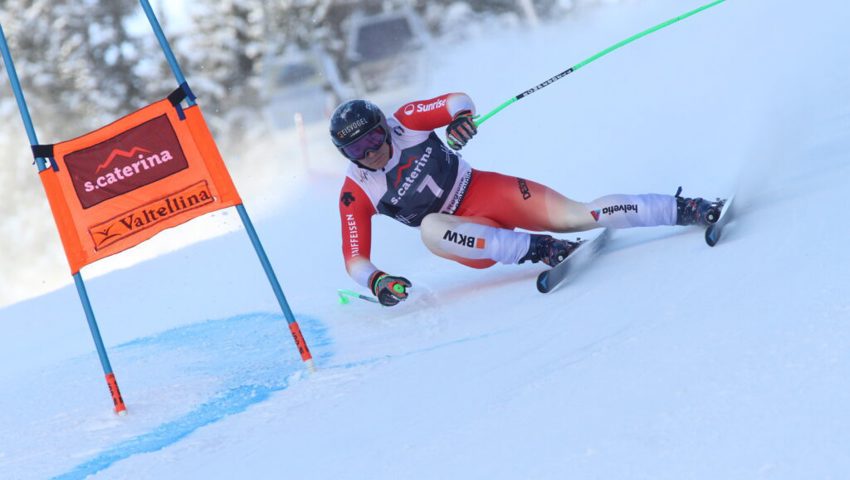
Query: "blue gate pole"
236 205 315 370
0 24 47 172
0 24 128 414
73 273 128 413
138 0 194 105
139 0 315 371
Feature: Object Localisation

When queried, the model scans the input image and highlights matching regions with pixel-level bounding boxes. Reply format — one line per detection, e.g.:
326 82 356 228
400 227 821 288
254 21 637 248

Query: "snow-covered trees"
0 0 577 137
0 0 168 137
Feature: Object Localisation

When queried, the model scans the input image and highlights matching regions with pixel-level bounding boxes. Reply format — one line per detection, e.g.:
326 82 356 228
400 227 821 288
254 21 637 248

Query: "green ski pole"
453 0 726 143
338 289 380 305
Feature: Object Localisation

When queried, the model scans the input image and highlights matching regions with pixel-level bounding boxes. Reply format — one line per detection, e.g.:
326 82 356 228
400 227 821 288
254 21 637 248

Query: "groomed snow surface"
1 0 849 478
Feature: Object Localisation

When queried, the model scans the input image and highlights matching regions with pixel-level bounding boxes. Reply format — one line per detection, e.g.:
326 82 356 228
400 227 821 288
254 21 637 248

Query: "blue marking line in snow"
53 384 279 480
52 312 330 480
53 315 503 479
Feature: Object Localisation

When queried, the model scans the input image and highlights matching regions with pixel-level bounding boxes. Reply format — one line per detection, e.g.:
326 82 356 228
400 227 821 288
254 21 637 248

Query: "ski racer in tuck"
332 93 723 306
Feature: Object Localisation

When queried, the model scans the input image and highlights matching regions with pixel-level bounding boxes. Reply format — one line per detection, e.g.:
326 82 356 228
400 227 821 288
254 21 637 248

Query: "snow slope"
2 0 849 478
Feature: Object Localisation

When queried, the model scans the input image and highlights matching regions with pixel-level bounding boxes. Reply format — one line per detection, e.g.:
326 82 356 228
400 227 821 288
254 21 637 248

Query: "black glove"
370 271 412 307
445 110 477 150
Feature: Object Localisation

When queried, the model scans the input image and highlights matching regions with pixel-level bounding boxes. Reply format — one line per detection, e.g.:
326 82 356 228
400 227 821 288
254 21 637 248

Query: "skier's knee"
420 213 451 251
420 212 443 232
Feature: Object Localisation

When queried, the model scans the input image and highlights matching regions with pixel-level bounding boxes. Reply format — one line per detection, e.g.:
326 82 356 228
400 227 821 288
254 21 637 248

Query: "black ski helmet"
329 99 389 167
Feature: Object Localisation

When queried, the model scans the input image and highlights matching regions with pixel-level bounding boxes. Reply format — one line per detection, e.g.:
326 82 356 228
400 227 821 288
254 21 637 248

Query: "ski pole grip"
446 116 483 149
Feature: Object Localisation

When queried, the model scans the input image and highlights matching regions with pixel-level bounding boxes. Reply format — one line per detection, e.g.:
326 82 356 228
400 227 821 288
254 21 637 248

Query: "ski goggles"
338 125 388 161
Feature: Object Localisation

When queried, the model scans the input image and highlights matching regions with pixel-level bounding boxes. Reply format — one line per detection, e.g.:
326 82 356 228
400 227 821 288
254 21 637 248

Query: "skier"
332 93 723 306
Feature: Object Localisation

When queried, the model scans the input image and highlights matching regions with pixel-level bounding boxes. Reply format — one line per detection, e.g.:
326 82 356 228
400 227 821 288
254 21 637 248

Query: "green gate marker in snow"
460 0 727 135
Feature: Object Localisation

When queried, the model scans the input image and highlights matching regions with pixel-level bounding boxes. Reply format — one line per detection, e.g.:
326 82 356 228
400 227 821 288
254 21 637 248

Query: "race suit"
338 93 680 288
339 93 475 288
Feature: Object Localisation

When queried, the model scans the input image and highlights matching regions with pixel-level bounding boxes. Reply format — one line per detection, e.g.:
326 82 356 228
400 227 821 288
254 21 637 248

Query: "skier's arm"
340 179 379 289
339 179 413 306
394 92 476 131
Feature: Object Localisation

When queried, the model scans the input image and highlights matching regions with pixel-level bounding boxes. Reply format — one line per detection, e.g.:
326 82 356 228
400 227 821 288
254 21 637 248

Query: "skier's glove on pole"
369 271 412 307
446 110 477 151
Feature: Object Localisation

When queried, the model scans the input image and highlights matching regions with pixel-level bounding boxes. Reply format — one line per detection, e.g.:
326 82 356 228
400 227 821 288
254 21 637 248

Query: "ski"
705 194 735 247
537 228 611 293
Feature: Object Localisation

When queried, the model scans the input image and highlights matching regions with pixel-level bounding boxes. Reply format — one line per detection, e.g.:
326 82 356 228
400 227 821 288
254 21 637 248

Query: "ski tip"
704 195 734 247
536 274 549 293
705 229 720 247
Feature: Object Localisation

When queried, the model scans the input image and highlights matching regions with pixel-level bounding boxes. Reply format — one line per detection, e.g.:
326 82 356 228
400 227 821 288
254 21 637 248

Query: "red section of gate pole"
106 373 128 415
289 322 316 372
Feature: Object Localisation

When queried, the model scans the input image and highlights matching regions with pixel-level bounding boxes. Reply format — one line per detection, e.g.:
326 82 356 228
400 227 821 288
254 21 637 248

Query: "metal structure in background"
344 8 431 95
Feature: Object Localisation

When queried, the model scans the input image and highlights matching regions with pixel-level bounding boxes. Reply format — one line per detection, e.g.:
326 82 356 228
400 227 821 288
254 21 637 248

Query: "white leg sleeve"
420 214 531 265
584 194 677 228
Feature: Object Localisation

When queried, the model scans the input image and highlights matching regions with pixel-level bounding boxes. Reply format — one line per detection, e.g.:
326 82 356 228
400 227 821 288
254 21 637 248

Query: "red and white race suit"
338 92 680 289
339 93 476 287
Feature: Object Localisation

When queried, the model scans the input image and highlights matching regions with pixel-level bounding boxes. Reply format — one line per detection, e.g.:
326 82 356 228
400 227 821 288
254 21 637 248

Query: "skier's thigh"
419 213 497 268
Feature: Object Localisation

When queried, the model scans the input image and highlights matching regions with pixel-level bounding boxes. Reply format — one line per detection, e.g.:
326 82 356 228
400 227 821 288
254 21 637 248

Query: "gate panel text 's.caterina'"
39 94 241 274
